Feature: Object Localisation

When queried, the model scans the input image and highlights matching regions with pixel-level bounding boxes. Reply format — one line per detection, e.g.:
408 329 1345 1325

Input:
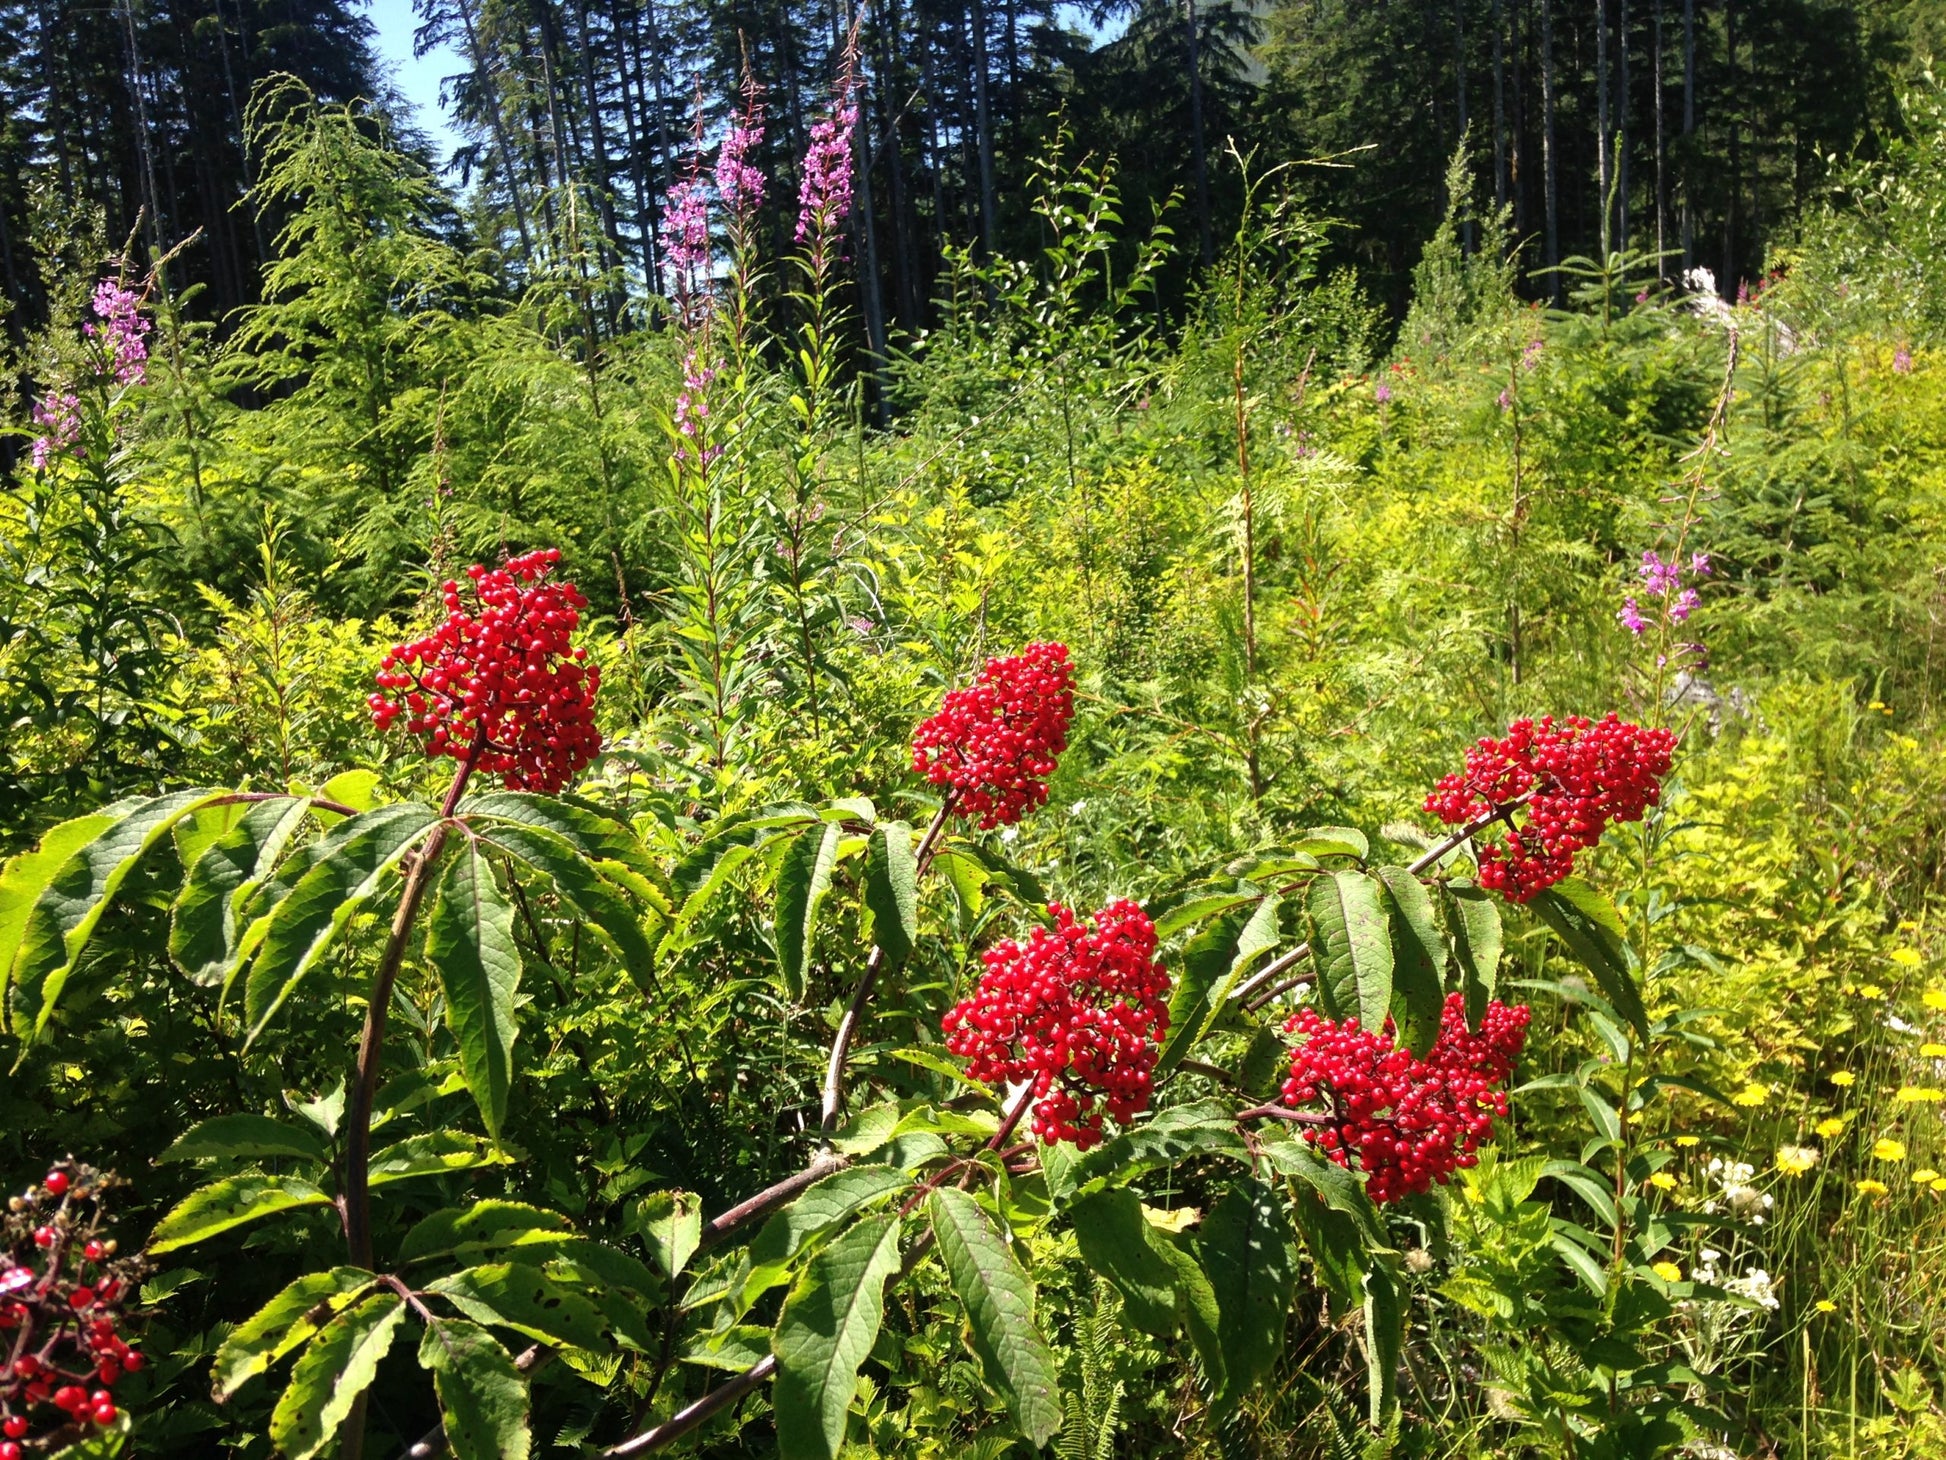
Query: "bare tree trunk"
878 0 922 326
1596 0 1611 255
1455 0 1471 253
457 0 537 262
854 73 889 424
1540 0 1560 298
1187 0 1213 266
1653 0 1667 265
1723 0 1737 286
1681 0 1694 269
613 0 659 295
968 0 997 254
1618 0 1630 250
1491 0 1507 221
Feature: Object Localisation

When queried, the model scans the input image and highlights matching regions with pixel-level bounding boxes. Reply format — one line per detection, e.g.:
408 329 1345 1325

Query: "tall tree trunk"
1618 0 1630 249
878 0 922 327
1509 0 1525 236
1722 0 1737 285
1680 0 1694 269
39 1 76 204
854 79 889 424
1491 0 1507 222
1186 0 1213 266
1653 0 1667 265
118 0 164 260
1540 0 1560 298
572 0 626 301
456 0 537 264
1455 0 1471 254
612 0 659 295
920 23 946 244
1596 0 1611 255
968 0 997 255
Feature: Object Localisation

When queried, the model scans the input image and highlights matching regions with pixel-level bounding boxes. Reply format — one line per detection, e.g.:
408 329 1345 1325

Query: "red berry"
943 899 1169 1149
82 1240 105 1262
42 1171 69 1198
3 1416 26 1438
14 1357 38 1379
1 1439 21 1460
92 1402 117 1426
1424 714 1675 901
912 644 1075 829
1281 994 1530 1203
31 1227 53 1250
367 549 600 794
69 1286 96 1310
120 1351 142 1373
53 1385 87 1413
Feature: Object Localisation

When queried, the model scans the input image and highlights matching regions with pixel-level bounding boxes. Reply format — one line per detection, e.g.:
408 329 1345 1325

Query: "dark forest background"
1 0 1941 348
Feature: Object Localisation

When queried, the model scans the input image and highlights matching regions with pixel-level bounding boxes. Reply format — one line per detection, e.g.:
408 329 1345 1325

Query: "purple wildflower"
665 175 710 280
85 278 149 385
716 104 767 221
1669 589 1701 623
1894 343 1913 375
1618 598 1649 635
1625 548 1712 638
796 50 860 245
30 390 81 469
1497 386 1514 412
673 350 721 468
1374 380 1393 405
1521 338 1544 371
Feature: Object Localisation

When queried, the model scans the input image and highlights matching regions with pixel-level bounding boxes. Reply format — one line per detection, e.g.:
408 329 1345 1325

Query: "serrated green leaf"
1446 883 1503 1029
474 822 656 982
1295 825 1369 860
157 1114 329 1167
1067 1100 1251 1196
147 1175 332 1254
1258 1131 1388 1248
1308 870 1393 1032
428 1262 611 1350
9 790 226 1046
1530 882 1646 1035
399 1202 573 1266
1199 1176 1299 1416
368 1130 510 1185
1153 893 1254 940
776 822 843 996
242 803 440 1045
211 1267 375 1400
460 792 657 877
1068 1188 1181 1338
268 1291 408 1460
170 798 313 986
1374 867 1444 1055
742 1165 908 1309
1363 1262 1403 1425
632 1189 703 1279
862 821 919 968
0 813 120 1013
418 1318 530 1460
928 1188 1061 1446
427 841 522 1139
1155 905 1253 1078
773 1214 902 1460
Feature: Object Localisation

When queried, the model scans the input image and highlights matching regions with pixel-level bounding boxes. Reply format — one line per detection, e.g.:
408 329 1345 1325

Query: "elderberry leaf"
861 820 919 968
211 1267 376 1400
426 839 523 1139
1374 867 1444 1056
927 1187 1062 1447
1307 869 1394 1033
1444 882 1503 1030
157 1113 329 1168
1529 880 1646 1036
427 1262 612 1351
472 822 656 984
147 1174 333 1254
9 789 230 1050
1362 1261 1404 1425
1068 1187 1184 1338
171 797 314 987
773 1213 902 1460
775 821 844 997
1199 1176 1299 1417
418 1318 531 1460
268 1290 408 1460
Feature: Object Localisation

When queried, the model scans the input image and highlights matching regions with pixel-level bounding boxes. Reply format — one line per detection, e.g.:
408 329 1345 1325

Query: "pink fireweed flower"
665 175 710 279
1521 338 1544 371
795 56 859 244
1622 549 1712 636
715 110 766 220
1374 380 1393 404
672 350 720 468
1894 344 1914 375
84 278 150 385
30 390 81 469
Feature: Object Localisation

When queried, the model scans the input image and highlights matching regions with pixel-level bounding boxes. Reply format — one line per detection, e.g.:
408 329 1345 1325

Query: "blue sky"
363 0 467 163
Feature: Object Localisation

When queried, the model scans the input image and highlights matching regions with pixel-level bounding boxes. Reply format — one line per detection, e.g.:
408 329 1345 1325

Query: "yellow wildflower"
1896 1086 1945 1104
1857 1179 1889 1196
1831 1071 1857 1087
1915 1169 1941 1184
1875 1138 1908 1162
1859 983 1886 1000
1933 1178 1946 1194
1892 948 1924 967
1648 1172 1678 1190
1732 1083 1769 1108
1815 1299 1839 1313
1674 1135 1701 1148
1651 1261 1682 1282
1775 1146 1820 1177
1816 1117 1847 1139
1925 990 1946 1012
1922 1044 1946 1059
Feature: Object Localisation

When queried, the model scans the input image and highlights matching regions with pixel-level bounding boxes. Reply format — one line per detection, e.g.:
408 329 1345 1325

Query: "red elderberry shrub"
1281 994 1530 1203
942 899 1169 1149
1 1162 148 1447
1423 713 1675 901
369 548 601 794
912 643 1075 829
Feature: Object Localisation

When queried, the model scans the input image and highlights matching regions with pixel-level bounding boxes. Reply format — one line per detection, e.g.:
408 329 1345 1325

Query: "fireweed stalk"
774 26 862 737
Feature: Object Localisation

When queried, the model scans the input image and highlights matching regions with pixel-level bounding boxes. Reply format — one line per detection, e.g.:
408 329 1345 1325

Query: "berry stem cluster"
1 1165 145 1457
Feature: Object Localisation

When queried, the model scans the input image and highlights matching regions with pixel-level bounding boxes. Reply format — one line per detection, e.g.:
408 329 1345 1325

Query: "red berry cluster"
1423 713 1676 901
369 548 601 794
942 899 1170 1150
1281 994 1531 1203
911 643 1075 829
2 1164 146 1455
